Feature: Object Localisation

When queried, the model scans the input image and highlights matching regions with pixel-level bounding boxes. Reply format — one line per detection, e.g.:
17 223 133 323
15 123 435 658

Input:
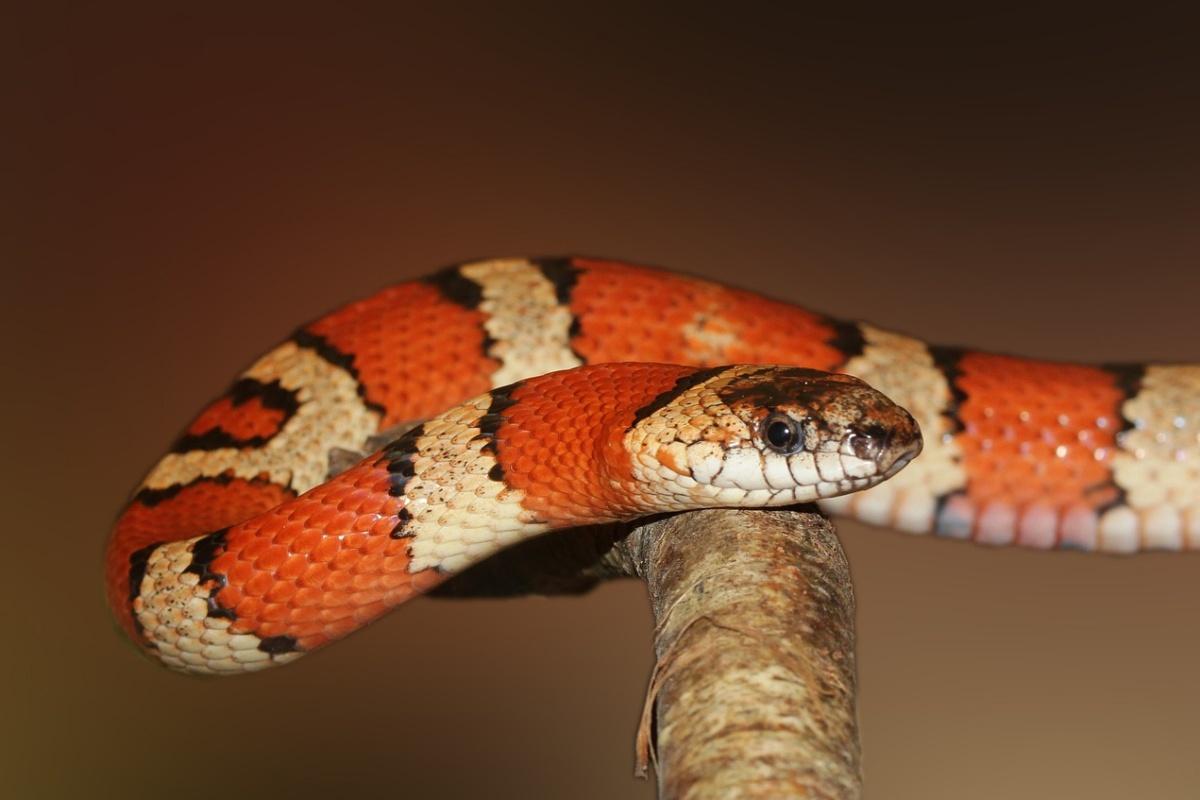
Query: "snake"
105 256 1200 675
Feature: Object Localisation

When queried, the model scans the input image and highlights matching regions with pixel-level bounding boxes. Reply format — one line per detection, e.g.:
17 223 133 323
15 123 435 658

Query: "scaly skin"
106 256 1199 673
115 363 918 673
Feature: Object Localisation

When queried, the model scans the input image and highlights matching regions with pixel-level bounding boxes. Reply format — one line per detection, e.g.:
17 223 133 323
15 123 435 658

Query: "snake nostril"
850 424 888 461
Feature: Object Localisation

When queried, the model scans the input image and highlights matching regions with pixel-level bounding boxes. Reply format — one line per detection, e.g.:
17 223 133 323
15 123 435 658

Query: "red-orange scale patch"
107 477 294 640
953 353 1125 511
570 258 848 370
186 395 286 442
496 362 698 525
305 280 496 427
209 459 441 651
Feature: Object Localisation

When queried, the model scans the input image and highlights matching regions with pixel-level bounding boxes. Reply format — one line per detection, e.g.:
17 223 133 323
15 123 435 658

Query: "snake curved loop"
105 256 1199 674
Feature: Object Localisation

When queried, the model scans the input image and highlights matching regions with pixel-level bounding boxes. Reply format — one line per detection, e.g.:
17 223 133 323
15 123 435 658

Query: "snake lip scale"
105 256 1198 674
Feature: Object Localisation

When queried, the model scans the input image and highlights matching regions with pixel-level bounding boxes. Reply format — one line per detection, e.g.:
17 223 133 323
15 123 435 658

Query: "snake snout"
872 405 923 478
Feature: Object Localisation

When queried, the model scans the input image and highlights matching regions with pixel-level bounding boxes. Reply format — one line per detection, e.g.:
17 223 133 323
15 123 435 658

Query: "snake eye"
762 413 804 454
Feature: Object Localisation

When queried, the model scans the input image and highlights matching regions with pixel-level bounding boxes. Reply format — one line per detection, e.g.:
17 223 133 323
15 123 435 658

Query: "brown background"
7 5 1200 798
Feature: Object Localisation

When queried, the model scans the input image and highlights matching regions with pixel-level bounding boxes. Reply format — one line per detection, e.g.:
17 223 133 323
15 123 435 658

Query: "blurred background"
6 5 1200 798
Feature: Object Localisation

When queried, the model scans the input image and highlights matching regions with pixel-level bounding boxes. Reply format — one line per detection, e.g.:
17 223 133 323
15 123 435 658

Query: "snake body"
106 257 1200 674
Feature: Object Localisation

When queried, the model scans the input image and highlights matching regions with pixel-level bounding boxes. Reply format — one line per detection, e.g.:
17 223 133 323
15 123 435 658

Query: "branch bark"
614 509 861 799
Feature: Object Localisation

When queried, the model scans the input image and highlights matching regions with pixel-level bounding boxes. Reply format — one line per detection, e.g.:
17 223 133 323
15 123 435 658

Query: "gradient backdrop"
8 6 1200 798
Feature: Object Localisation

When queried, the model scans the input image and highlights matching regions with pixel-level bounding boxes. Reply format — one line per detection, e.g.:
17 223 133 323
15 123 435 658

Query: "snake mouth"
881 442 921 479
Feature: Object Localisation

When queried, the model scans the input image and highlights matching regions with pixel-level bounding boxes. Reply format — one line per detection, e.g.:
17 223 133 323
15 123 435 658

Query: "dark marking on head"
382 424 427 498
183 528 237 620
293 328 385 414
172 378 302 452
128 541 164 636
425 264 485 309
629 366 733 428
928 345 968 434
258 635 299 655
533 257 581 306
717 367 824 410
824 318 866 363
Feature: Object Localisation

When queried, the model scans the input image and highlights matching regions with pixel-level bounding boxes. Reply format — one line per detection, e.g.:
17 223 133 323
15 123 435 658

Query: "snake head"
624 365 922 510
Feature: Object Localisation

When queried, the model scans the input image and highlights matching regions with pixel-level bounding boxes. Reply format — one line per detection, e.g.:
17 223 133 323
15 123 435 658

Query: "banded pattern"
107 256 1199 673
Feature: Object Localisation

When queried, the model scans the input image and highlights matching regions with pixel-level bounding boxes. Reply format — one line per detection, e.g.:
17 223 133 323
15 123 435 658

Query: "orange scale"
243 572 275 598
352 554 385 576
229 619 257 636
225 560 255 585
300 563 331 588
263 579 296 603
234 596 264 619
379 571 412 590
332 548 363 570
304 505 339 529
350 572 379 591
273 520 306 546
248 616 284 637
381 555 410 574
411 569 442 594
358 494 390 516
352 600 390 624
210 550 239 576
290 529 323 555
321 590 352 608
382 538 411 557
291 587 324 608
260 601 289 622
234 536 269 561
277 554 308 581
319 604 358 622
253 545 289 572
288 620 327 640
335 488 366 512
322 617 359 640
325 570 354 592
296 633 328 651
216 584 243 609
341 531 367 549
326 510 356 534
354 515 380 534
361 535 390 555
309 537 341 564
286 605 321 624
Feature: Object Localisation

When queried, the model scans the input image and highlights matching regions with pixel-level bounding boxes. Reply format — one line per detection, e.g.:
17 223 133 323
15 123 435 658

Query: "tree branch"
615 508 861 799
